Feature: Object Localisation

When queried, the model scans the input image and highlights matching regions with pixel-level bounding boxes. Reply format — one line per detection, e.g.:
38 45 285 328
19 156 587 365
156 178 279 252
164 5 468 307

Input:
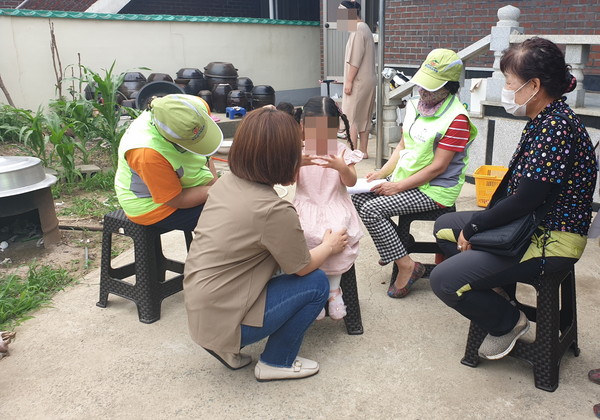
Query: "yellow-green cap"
151 94 223 156
411 49 463 92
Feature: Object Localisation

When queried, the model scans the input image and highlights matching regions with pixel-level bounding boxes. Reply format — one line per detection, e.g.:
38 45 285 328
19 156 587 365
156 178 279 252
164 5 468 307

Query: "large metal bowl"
0 156 57 198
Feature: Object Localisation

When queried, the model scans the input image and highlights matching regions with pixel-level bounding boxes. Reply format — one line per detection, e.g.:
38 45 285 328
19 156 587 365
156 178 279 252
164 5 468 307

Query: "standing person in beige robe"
340 1 376 158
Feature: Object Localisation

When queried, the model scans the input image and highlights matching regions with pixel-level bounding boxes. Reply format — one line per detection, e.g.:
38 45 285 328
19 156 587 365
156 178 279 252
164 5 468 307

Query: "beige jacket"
183 173 311 353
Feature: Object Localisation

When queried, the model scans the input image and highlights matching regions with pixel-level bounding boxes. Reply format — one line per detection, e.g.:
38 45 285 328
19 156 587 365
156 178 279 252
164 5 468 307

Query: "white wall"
0 15 320 110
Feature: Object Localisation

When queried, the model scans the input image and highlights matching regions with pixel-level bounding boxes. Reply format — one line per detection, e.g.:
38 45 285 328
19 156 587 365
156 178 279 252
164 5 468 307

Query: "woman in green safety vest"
115 94 223 232
352 49 477 299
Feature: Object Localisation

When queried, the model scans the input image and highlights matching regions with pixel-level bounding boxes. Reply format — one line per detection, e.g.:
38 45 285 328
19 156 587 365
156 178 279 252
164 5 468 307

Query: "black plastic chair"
461 267 579 392
97 209 193 323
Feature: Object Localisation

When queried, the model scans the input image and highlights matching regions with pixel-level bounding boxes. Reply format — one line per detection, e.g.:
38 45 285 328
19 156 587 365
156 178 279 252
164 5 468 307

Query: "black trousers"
430 211 576 336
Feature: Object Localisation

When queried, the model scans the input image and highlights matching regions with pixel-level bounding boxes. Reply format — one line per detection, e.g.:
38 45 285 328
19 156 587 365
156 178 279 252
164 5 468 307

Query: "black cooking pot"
176 68 204 79
135 81 185 110
245 92 254 110
205 76 237 92
252 85 275 95
237 76 254 93
198 90 213 110
204 62 238 78
212 83 232 113
118 81 146 99
227 90 249 109
147 73 173 82
185 78 208 95
251 85 275 108
123 72 146 82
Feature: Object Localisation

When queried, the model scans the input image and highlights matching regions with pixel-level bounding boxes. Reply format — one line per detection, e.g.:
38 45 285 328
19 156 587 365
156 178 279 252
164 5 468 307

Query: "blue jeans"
241 270 328 367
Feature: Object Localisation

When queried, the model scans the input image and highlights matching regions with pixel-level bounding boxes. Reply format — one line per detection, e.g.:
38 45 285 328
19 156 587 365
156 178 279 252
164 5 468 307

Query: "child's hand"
301 154 317 166
313 150 346 172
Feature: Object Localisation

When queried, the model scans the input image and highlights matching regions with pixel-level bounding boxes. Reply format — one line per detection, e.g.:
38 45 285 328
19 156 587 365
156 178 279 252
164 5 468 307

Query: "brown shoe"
203 348 252 370
388 262 426 298
589 368 600 385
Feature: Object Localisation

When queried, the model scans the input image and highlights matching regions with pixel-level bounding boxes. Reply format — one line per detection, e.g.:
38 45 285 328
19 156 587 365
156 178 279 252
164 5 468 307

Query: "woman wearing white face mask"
430 37 597 361
352 48 478 299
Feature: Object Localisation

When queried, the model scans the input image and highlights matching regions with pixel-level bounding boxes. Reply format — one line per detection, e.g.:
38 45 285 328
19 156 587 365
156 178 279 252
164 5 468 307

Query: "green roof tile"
0 9 319 26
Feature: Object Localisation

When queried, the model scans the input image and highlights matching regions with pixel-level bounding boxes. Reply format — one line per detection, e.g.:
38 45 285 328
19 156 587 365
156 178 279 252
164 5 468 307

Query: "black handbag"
469 113 575 256
468 211 542 257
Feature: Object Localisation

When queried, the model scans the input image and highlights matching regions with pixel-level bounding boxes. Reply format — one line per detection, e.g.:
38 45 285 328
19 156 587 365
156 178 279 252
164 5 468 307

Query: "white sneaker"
255 357 319 382
478 311 529 360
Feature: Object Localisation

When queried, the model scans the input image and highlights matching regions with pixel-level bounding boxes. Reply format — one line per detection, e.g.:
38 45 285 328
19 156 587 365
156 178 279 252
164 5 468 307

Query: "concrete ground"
1 139 599 419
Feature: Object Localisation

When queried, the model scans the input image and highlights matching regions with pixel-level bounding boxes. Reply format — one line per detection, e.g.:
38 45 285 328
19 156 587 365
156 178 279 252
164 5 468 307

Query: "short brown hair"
228 107 302 185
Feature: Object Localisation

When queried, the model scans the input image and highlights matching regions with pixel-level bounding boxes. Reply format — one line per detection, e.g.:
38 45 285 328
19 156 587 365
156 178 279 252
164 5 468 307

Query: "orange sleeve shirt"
124 148 182 225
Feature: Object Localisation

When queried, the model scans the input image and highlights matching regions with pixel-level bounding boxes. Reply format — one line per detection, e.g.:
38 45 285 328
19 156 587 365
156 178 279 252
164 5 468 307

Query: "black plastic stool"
390 205 456 284
461 267 579 392
97 209 193 323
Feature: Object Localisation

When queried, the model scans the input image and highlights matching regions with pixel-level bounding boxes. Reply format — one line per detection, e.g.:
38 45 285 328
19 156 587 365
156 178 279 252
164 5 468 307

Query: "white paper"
346 178 386 194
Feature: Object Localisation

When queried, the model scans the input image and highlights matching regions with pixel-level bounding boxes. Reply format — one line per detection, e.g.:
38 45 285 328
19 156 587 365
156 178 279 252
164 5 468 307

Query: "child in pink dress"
294 96 364 320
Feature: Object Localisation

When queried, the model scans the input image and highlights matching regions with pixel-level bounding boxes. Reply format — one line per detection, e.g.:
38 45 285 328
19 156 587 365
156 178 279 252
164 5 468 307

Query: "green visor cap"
151 94 223 156
411 49 463 92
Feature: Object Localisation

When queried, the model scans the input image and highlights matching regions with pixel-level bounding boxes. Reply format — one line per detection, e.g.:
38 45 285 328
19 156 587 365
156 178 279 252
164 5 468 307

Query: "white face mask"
501 80 536 117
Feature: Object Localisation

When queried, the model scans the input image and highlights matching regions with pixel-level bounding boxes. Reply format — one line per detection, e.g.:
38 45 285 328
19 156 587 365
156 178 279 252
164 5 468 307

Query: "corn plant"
79 62 145 167
0 104 30 143
46 112 81 184
49 98 100 164
12 107 54 167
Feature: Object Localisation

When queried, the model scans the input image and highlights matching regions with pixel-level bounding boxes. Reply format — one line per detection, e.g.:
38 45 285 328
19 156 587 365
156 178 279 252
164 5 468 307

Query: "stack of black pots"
175 68 208 96
205 62 239 113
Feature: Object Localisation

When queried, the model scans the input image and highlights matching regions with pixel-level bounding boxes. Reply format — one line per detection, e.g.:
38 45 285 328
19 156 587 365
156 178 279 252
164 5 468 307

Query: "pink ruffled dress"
293 141 364 275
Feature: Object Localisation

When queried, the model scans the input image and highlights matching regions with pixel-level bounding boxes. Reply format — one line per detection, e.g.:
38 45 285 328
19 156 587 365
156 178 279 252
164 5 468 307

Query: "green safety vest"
391 94 477 207
115 111 214 218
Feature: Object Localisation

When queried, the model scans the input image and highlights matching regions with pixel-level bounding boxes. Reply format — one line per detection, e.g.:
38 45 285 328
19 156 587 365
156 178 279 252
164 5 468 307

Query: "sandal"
589 368 600 385
595 403 600 419
0 331 16 357
327 288 347 320
388 262 425 298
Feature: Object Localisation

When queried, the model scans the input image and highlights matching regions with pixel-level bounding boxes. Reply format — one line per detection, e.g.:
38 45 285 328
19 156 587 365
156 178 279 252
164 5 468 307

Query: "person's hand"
365 170 383 182
344 82 353 95
370 181 402 196
313 150 346 172
457 231 472 253
301 154 317 166
322 228 348 255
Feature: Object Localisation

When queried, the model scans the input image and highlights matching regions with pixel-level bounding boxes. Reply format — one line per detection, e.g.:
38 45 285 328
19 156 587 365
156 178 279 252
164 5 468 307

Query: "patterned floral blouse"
507 97 597 235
